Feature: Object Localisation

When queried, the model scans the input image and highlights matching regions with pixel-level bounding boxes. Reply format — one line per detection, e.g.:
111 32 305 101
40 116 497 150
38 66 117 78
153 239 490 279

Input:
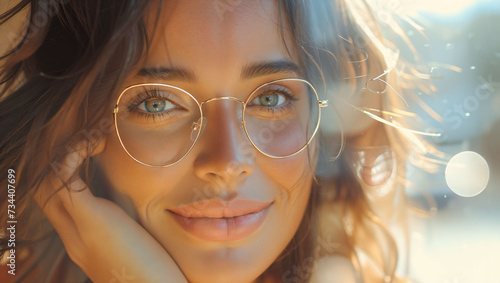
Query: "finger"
33 143 90 234
48 148 106 222
45 143 121 226
33 168 85 251
35 189 84 244
33 144 86 208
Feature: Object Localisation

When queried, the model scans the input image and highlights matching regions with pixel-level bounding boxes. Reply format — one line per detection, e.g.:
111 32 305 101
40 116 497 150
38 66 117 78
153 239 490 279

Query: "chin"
185 271 261 283
176 252 271 283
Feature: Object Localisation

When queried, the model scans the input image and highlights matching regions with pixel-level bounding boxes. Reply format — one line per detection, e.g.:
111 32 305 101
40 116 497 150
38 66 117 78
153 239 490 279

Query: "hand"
34 144 188 283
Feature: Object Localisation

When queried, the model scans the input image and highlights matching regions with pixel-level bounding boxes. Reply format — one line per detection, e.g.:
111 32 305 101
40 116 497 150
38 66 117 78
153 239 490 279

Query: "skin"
96 1 315 282
3 0 394 282
26 0 391 281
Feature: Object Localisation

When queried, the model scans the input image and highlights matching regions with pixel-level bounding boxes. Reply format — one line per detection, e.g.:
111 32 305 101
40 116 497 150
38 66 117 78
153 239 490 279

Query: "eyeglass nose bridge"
200 96 246 106
190 96 248 143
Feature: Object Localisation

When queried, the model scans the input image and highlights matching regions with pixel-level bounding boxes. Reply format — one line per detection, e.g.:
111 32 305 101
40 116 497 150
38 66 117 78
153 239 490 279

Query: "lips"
168 199 272 242
359 163 392 187
347 147 394 187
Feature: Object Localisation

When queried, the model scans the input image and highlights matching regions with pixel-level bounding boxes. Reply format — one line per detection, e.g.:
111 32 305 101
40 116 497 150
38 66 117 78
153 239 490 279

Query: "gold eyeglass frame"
113 78 328 167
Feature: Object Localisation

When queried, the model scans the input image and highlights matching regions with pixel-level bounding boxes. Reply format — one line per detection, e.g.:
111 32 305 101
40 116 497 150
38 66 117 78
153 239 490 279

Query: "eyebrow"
240 60 301 79
137 67 196 82
136 60 301 82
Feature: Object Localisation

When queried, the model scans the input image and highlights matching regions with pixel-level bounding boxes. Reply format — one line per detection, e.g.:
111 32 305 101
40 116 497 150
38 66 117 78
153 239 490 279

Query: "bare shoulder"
309 255 357 283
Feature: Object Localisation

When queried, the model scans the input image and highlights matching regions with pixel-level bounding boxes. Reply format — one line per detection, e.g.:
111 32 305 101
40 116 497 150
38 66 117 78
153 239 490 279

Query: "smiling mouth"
167 200 273 242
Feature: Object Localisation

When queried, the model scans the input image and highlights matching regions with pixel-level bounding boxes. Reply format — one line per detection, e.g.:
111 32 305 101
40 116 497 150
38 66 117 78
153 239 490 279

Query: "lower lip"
360 167 392 186
169 205 271 242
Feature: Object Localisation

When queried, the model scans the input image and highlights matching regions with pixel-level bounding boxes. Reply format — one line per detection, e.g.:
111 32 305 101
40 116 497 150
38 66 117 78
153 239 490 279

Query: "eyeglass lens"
114 80 320 166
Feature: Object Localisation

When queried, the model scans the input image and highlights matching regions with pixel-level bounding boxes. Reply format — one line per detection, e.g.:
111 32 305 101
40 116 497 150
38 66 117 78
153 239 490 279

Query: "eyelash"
252 86 299 115
126 88 174 122
124 84 300 122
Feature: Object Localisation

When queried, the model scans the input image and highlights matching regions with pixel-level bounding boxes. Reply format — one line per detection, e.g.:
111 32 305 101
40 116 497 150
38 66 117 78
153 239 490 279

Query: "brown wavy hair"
0 0 420 282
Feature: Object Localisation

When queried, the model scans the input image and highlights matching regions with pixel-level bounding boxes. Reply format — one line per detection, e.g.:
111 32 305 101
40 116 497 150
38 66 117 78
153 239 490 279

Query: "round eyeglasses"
113 78 328 167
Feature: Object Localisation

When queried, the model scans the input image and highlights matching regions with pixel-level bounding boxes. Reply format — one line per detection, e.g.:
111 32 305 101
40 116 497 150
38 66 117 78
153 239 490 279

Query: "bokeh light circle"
445 151 489 197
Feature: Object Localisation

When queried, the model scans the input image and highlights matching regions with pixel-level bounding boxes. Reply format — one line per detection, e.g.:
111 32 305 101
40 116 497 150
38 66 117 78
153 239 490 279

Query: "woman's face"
98 1 314 282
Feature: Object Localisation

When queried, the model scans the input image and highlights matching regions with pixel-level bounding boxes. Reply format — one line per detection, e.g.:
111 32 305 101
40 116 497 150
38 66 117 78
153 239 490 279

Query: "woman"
0 0 426 282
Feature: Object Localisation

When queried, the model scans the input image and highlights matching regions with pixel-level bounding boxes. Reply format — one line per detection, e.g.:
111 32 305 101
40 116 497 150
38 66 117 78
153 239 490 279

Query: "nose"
193 99 255 194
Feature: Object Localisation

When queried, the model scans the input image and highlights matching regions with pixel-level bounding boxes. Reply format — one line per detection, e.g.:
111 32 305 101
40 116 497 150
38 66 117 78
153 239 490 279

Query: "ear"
89 136 106 157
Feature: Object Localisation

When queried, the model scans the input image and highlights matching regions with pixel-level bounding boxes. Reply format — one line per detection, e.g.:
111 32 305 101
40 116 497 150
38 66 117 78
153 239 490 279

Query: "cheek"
96 132 183 209
254 135 318 217
257 149 313 190
256 150 314 230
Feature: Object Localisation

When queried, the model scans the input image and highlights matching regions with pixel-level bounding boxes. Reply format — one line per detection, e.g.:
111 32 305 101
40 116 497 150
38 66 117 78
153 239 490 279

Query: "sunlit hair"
0 0 432 282
270 1 425 281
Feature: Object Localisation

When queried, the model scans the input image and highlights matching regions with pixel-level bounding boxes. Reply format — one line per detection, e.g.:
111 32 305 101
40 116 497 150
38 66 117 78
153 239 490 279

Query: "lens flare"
445 151 489 197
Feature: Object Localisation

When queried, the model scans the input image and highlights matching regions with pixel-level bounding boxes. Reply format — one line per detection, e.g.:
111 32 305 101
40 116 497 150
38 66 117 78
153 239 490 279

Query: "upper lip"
169 199 272 218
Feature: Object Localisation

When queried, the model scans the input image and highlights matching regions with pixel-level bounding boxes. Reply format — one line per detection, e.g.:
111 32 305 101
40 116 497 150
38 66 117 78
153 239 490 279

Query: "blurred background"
1 0 498 282
392 0 500 281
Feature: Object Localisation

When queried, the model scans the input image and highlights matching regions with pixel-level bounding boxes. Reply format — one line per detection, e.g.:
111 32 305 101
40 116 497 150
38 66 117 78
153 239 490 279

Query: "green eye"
140 99 175 113
252 93 286 107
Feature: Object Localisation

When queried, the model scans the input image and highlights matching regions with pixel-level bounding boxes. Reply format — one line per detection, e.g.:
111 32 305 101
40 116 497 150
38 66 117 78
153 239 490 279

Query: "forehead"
142 0 297 85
